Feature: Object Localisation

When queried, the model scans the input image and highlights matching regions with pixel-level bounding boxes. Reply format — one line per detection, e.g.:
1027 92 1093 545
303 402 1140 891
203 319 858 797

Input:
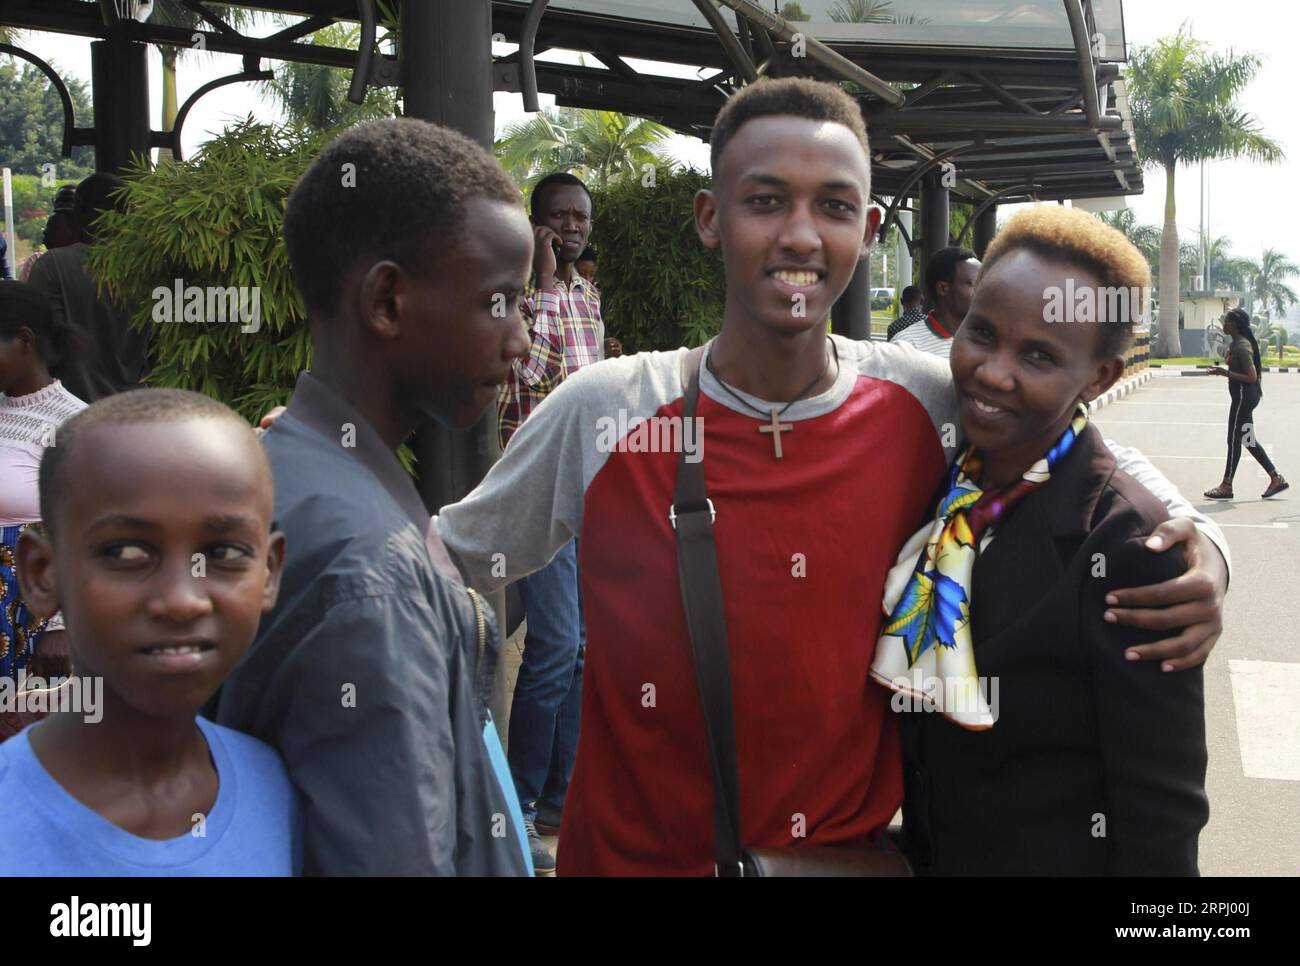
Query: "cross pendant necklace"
758 409 792 458
705 337 839 459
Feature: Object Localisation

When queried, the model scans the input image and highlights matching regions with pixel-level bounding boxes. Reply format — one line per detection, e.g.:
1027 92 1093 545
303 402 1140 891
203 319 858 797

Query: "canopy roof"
3 0 1143 207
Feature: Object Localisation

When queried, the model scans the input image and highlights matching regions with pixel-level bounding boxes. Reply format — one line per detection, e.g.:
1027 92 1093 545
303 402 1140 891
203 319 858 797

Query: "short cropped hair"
39 389 265 537
577 246 598 263
978 205 1151 358
74 173 127 239
43 210 80 249
284 118 522 316
530 172 594 220
0 280 73 368
900 284 922 305
709 77 870 176
925 246 978 304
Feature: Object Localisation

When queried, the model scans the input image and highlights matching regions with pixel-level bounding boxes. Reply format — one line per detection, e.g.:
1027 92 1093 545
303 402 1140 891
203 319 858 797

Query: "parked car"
870 287 895 311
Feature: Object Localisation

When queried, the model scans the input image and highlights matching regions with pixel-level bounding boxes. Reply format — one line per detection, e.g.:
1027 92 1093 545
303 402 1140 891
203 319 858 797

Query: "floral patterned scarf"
869 404 1090 729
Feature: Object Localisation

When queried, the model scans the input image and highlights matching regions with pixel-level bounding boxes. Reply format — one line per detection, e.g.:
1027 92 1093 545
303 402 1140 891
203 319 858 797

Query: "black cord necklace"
704 336 839 459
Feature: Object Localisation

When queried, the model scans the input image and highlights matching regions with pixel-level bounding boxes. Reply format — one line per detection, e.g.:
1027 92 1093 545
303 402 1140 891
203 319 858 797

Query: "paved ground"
501 369 1300 876
1092 369 1300 876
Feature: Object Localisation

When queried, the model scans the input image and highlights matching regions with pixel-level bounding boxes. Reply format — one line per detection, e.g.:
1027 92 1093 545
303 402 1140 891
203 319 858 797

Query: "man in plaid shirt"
498 172 610 874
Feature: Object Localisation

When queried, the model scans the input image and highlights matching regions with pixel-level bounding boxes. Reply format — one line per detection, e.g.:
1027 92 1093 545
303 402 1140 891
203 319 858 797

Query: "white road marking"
1228 660 1300 781
1216 522 1290 529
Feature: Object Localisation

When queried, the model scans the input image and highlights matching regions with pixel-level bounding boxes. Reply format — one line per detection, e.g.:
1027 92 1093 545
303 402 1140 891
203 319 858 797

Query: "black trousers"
1224 382 1277 482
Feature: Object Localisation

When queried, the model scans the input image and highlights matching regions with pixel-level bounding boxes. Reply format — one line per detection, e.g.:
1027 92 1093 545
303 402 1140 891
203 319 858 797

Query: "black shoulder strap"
672 343 744 876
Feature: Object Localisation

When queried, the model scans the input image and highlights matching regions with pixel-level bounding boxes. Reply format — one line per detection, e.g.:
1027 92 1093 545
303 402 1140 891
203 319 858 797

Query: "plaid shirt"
497 273 604 449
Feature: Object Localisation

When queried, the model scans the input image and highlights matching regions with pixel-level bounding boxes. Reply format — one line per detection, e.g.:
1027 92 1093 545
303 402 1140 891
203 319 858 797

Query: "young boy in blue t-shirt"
0 388 299 875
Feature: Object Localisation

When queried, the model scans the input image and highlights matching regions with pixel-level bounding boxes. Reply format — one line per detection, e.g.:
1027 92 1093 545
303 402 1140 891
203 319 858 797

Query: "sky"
9 1 1298 281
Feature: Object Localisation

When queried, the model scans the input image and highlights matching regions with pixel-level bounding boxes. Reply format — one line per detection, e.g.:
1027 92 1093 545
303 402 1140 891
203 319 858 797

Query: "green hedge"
87 118 321 423
4 173 80 255
589 168 725 352
85 123 730 432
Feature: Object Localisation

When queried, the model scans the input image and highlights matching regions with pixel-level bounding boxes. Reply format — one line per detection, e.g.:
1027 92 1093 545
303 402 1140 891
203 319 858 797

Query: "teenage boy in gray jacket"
213 119 534 875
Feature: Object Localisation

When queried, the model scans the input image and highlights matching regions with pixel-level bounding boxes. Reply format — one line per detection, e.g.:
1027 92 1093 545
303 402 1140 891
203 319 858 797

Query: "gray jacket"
212 372 528 876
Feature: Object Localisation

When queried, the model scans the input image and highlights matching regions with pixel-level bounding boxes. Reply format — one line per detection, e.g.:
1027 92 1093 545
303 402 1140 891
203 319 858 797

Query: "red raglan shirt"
438 336 961 875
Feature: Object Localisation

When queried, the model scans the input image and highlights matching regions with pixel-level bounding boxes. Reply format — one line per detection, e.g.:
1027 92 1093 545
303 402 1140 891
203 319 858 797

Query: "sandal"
1203 484 1234 500
1262 476 1290 499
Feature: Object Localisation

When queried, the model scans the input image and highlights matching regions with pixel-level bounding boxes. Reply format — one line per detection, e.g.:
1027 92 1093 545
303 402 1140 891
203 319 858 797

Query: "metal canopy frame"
2 0 1142 203
487 0 1143 206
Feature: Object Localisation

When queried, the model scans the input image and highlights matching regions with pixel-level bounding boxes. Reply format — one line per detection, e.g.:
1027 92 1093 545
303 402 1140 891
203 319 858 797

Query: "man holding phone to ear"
496 171 603 874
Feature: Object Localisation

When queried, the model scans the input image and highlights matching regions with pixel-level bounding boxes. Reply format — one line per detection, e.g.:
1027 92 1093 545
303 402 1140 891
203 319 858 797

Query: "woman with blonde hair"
872 206 1209 875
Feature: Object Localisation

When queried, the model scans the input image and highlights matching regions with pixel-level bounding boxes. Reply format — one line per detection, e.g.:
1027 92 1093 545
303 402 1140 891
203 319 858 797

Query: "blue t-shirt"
0 717 302 876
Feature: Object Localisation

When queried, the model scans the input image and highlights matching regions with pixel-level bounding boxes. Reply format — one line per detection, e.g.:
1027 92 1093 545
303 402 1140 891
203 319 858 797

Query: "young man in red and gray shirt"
444 83 1230 876
498 172 608 874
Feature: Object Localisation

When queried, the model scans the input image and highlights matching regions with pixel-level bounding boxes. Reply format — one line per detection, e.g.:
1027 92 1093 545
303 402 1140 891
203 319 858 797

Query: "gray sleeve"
840 337 963 464
437 352 677 591
1104 439 1233 577
276 592 457 876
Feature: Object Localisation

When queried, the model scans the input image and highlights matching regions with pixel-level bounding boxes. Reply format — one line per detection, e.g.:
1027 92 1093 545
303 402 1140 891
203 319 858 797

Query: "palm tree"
1097 208 1161 279
1199 234 1248 291
262 22 398 129
1217 257 1256 293
1242 248 1299 319
1179 240 1203 287
827 0 897 22
151 2 256 160
825 0 929 24
495 107 675 191
1128 25 1283 355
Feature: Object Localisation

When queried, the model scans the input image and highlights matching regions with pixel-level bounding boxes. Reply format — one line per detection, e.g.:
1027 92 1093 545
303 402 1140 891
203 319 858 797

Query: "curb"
1090 368 1153 413
1151 364 1300 375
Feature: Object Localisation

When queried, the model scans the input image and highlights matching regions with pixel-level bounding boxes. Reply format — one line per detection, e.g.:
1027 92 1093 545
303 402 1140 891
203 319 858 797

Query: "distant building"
1180 290 1244 356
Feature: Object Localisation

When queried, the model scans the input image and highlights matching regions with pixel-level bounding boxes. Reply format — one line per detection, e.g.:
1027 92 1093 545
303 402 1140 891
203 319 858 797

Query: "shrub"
588 167 725 351
87 117 322 423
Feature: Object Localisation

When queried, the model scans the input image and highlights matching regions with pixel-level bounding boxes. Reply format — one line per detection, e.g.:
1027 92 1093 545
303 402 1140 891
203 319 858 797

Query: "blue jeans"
509 539 585 821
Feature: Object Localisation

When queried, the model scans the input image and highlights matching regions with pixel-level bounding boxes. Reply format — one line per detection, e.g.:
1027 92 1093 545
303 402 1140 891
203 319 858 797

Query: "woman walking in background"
1204 309 1287 501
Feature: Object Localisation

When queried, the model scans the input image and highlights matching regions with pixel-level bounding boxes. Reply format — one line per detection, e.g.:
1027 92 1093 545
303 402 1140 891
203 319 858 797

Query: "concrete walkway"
1093 368 1299 875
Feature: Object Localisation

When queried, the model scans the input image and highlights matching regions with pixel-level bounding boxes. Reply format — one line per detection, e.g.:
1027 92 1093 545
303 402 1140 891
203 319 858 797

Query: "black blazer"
899 424 1209 876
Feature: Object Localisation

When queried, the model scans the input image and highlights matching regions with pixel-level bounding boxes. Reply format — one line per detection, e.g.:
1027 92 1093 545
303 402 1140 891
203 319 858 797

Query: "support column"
919 172 950 301
90 39 150 173
400 0 511 733
402 0 498 515
972 205 998 259
831 258 871 340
